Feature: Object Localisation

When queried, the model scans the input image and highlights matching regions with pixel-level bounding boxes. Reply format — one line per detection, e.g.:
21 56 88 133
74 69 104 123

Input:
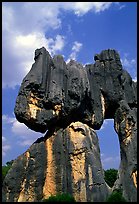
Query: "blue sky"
2 2 137 169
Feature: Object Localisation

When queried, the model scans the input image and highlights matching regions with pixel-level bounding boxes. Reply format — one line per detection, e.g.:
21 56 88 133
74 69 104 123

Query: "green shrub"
2 160 14 183
42 193 76 202
2 165 10 182
104 168 118 187
106 190 127 202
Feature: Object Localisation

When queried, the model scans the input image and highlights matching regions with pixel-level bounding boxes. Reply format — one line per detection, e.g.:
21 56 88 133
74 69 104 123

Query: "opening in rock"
96 119 120 171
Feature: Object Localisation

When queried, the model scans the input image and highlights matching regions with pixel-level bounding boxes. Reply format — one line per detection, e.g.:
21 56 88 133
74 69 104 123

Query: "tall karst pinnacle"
2 47 137 202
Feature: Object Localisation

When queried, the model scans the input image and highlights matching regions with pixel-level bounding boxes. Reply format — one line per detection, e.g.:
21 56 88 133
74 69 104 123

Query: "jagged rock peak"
94 49 121 62
14 47 136 133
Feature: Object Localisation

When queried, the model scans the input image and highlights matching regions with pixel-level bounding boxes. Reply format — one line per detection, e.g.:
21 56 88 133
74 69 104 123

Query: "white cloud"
14 32 65 69
2 29 65 88
2 114 43 147
2 2 118 89
103 155 120 163
99 119 114 130
11 119 43 146
14 33 65 56
2 144 11 157
2 115 14 157
50 35 65 55
12 120 31 135
133 76 137 82
100 120 108 130
2 136 7 142
73 2 113 16
55 2 113 16
100 153 104 158
17 139 38 147
119 5 126 10
2 115 16 124
67 41 83 62
103 156 113 163
101 153 120 169
2 2 61 34
121 53 137 81
121 57 136 68
72 41 83 52
114 2 126 10
70 41 83 59
2 3 65 89
2 135 11 157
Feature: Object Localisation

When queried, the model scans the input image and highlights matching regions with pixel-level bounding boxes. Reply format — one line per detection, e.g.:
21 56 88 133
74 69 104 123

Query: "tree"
106 189 127 202
42 193 76 202
2 160 14 183
104 168 118 188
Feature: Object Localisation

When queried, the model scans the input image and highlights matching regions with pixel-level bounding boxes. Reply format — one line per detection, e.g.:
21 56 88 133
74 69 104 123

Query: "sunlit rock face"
2 122 111 202
113 100 137 202
3 47 137 202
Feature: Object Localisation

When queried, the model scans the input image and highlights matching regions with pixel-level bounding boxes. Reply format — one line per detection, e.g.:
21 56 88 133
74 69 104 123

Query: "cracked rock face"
2 122 111 202
3 47 137 202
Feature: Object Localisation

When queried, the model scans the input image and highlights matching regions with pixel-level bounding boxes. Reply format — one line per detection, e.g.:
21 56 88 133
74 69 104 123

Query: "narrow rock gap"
96 119 120 171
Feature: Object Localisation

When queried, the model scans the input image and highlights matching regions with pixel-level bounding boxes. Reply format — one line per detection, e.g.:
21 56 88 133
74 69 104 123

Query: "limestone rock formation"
14 48 136 132
3 47 137 202
113 100 137 202
2 122 111 202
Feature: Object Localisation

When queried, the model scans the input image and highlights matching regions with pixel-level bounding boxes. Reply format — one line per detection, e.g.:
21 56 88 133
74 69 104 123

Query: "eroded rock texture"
3 47 137 202
2 122 111 202
14 48 136 132
113 100 137 202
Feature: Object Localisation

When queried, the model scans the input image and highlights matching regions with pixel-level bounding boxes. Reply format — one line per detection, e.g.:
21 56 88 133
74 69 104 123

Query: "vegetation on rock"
42 193 76 202
104 168 118 187
2 160 14 183
105 189 127 202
